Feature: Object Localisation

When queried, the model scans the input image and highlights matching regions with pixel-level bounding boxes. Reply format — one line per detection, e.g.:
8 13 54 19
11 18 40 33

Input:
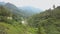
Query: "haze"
1 0 60 10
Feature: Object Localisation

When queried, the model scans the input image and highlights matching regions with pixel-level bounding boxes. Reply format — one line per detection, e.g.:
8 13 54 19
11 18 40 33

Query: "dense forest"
0 2 60 34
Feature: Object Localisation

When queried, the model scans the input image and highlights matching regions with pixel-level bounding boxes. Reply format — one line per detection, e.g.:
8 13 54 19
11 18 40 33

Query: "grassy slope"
0 22 38 34
0 22 20 34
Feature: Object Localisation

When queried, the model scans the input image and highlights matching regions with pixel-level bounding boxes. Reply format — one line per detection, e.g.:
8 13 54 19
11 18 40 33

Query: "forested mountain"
27 6 60 34
0 2 28 34
0 2 60 34
0 2 41 34
0 2 41 18
4 2 24 17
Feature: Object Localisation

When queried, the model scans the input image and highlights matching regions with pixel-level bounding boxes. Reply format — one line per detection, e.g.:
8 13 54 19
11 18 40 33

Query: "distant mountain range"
0 2 42 18
19 6 41 13
19 6 42 17
0 2 5 5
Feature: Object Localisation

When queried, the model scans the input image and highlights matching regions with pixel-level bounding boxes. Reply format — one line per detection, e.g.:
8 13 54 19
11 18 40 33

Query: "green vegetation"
28 6 60 34
0 2 60 34
0 3 37 34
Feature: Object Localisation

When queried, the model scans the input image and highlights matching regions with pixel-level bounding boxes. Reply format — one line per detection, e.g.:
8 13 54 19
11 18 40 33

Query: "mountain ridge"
0 2 42 18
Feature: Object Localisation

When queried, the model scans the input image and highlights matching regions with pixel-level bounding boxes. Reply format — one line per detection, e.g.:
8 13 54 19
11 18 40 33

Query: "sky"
0 0 60 10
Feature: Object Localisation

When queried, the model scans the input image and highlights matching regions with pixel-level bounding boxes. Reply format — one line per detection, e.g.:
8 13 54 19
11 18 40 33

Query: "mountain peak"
5 2 16 7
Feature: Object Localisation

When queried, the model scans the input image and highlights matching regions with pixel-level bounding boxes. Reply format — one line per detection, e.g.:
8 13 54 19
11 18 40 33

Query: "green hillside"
0 3 37 34
0 2 60 34
27 6 60 34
